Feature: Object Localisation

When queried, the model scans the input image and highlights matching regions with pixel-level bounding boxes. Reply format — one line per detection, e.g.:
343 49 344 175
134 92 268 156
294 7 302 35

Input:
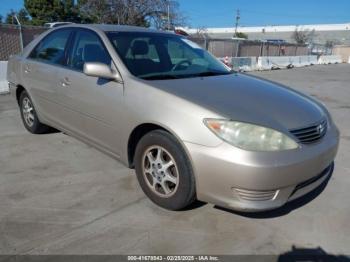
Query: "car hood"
147 73 325 131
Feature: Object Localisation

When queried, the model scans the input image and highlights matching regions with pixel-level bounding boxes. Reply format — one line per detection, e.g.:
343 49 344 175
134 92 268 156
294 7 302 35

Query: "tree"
24 0 80 25
77 0 111 24
194 27 209 39
5 10 16 24
292 28 316 45
4 8 31 25
78 0 186 29
17 8 31 25
234 32 248 39
325 40 335 49
0 15 3 24
150 0 187 30
324 40 337 54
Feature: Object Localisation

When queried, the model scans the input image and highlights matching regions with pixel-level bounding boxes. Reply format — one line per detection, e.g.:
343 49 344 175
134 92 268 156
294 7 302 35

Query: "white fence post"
0 61 9 94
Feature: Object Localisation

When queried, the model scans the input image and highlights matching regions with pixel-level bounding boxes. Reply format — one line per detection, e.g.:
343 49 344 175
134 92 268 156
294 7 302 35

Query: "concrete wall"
220 55 321 71
0 61 8 94
190 37 308 58
318 55 342 64
333 45 350 62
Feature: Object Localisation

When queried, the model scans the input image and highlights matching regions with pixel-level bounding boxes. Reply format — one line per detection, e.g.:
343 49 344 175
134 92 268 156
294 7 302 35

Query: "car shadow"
278 246 350 262
47 127 61 134
32 126 60 135
215 164 335 219
181 200 207 211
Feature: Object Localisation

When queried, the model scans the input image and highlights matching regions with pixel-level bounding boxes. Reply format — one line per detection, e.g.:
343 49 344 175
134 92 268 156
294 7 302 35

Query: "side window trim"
63 30 77 67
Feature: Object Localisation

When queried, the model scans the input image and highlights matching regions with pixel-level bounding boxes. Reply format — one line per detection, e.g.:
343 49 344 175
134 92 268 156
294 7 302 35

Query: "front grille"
289 119 327 144
234 188 278 201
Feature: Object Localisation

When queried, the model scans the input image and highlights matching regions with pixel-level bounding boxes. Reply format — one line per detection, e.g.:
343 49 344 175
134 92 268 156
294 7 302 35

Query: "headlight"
204 119 298 151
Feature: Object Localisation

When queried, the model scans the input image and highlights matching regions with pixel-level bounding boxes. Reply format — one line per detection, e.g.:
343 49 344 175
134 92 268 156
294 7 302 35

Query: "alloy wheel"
22 97 35 127
142 146 179 198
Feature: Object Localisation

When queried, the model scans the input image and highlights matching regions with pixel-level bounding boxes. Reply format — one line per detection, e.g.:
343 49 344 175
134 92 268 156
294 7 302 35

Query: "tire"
19 90 51 134
134 130 196 210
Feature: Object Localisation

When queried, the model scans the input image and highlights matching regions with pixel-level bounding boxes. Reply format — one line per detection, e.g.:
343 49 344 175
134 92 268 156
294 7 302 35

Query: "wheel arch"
127 122 193 170
15 85 26 105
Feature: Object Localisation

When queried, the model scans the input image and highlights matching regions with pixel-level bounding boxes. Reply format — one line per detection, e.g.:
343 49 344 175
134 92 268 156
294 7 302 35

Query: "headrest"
131 40 149 56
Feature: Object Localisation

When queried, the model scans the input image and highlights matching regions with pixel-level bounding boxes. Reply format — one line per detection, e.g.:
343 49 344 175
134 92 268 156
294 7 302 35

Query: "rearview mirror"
83 62 122 82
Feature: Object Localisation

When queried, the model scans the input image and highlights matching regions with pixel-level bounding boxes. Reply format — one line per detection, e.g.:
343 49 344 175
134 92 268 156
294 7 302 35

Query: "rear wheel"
19 90 51 134
134 130 196 210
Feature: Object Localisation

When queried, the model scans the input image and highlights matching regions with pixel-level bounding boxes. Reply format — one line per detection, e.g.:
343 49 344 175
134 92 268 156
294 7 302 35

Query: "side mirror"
83 62 122 82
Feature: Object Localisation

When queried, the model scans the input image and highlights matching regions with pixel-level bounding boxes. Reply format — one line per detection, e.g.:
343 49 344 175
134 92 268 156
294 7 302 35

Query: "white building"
181 23 350 44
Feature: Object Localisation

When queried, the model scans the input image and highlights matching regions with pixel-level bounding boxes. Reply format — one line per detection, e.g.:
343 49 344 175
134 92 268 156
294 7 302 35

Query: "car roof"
59 24 175 35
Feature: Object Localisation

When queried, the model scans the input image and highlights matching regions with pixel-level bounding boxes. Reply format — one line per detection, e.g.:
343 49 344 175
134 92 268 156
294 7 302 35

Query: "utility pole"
232 9 241 58
234 9 240 37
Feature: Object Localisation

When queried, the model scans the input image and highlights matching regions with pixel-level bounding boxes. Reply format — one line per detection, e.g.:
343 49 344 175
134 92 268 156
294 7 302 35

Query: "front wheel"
134 130 196 210
19 90 51 134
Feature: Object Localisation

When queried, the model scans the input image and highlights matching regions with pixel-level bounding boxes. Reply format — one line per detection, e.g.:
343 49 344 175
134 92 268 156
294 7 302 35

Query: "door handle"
60 77 71 87
24 65 31 74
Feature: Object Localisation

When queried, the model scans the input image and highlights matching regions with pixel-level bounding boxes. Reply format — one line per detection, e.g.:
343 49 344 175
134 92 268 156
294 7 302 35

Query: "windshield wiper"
141 74 180 80
141 70 233 80
196 71 233 77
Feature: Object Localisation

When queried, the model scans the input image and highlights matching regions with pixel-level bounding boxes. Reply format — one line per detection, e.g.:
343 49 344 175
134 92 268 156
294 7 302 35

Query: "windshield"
106 32 232 80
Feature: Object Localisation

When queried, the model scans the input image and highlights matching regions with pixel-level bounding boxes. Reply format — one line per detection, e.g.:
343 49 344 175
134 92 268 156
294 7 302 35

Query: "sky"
1 0 349 28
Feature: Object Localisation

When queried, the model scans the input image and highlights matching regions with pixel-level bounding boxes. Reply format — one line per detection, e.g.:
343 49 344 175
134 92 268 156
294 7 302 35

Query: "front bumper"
184 124 339 212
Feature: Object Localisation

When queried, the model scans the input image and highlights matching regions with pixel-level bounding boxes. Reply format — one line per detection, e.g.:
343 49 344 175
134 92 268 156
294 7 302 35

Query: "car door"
53 29 124 157
22 29 73 122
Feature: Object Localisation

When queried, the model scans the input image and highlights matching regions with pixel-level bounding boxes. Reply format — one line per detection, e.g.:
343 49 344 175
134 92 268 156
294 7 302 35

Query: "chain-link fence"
188 37 309 58
0 24 47 61
0 24 334 61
